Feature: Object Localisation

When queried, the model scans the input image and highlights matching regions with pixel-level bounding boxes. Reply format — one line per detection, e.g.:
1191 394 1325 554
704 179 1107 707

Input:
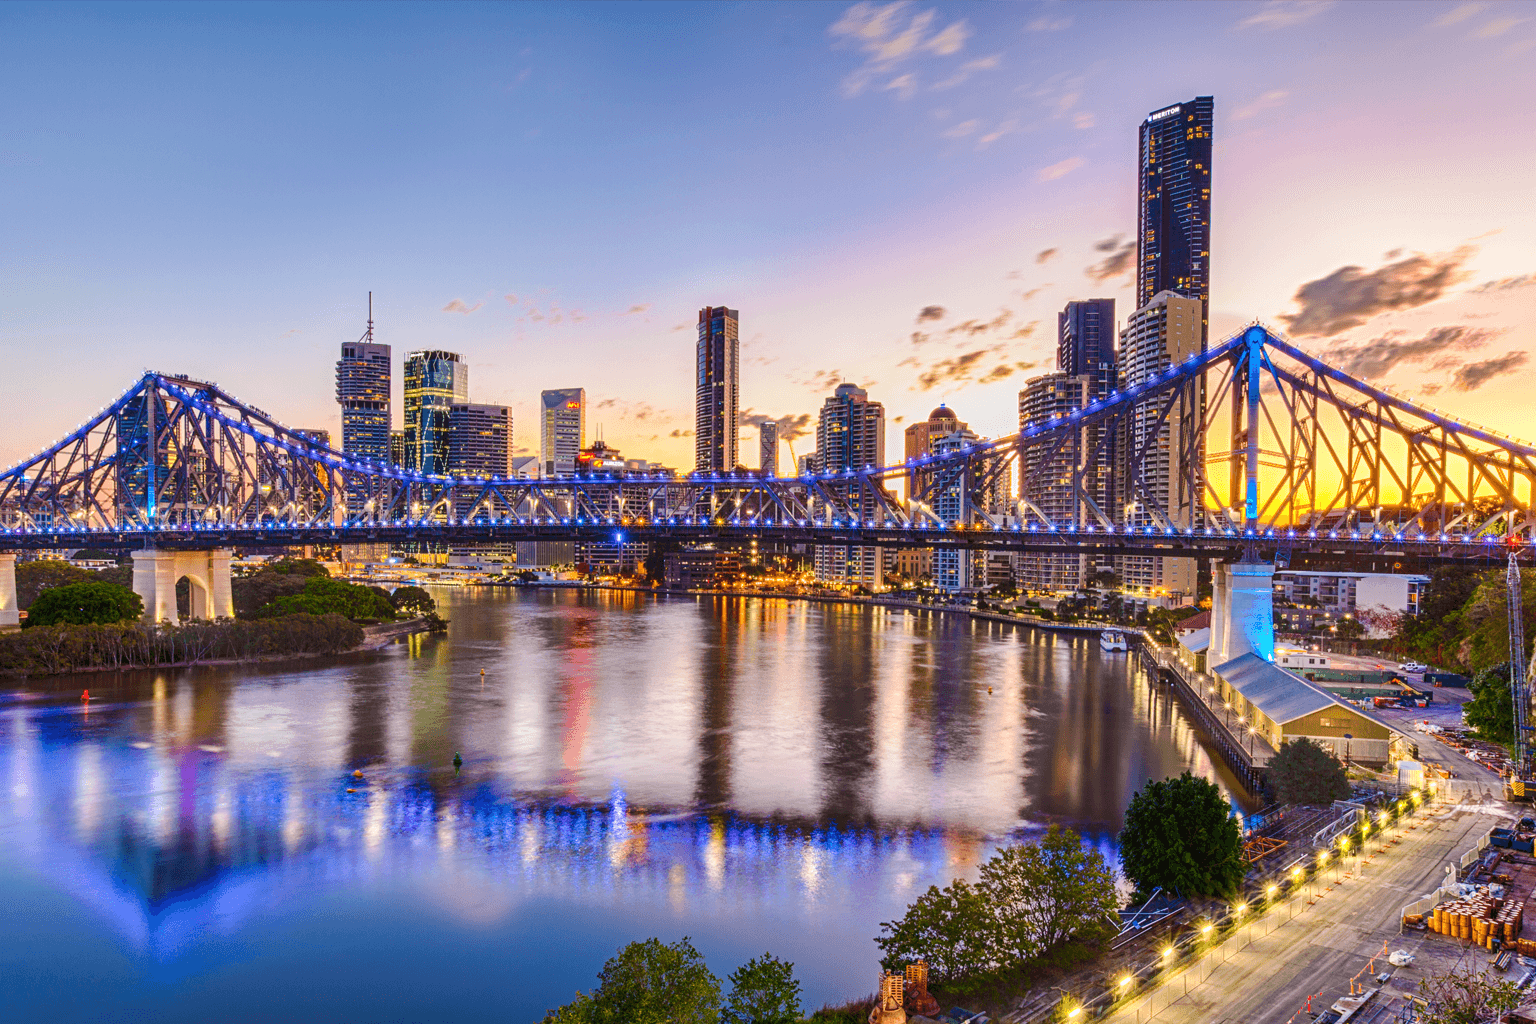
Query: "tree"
1266 738 1350 805
875 827 1117 988
1333 617 1366 640
980 826 1118 959
26 581 142 626
1464 665 1515 744
541 937 722 1024
390 585 436 614
254 575 398 623
1118 771 1246 898
722 953 802 1024
1418 962 1521 1024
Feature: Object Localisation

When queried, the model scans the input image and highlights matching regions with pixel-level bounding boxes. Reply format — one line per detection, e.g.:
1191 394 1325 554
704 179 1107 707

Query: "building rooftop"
1212 653 1340 725
1178 627 1210 654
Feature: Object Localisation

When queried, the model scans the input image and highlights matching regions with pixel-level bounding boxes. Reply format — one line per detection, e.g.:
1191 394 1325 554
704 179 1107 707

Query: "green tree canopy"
26 581 143 626
542 937 721 1024
1266 738 1350 805
254 575 398 623
389 585 436 614
875 826 1118 988
1464 665 1514 745
1118 771 1246 898
722 953 802 1024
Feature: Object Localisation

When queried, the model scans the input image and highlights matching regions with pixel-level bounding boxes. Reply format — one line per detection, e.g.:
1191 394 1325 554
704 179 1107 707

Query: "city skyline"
3 1 1534 474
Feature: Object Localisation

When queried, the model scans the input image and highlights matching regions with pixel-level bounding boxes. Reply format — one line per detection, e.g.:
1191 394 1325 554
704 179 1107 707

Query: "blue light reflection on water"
0 589 1247 1021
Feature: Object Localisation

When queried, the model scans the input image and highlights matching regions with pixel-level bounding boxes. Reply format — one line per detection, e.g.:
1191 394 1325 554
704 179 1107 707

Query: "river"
0 587 1249 1021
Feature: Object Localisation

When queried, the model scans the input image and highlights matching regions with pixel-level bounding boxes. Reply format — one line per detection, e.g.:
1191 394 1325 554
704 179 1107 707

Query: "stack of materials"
1427 892 1524 948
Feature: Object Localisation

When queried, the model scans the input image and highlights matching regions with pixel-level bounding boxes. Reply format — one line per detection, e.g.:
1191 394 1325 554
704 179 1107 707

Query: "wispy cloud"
1036 248 1058 265
933 55 999 91
1236 0 1334 30
1027 15 1072 32
1234 89 1289 120
1084 235 1135 282
1279 246 1477 337
740 410 815 442
1472 274 1536 293
916 305 946 322
1324 324 1500 378
622 303 652 315
976 117 1020 149
942 119 978 138
503 293 518 305
1473 16 1529 38
442 299 483 314
1434 2 1487 27
828 1 972 99
1453 351 1528 390
1037 156 1084 182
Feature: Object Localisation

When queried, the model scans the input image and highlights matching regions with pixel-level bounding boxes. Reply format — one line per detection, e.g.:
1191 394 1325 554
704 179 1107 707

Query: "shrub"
26 581 142 626
1266 738 1350 805
541 937 721 1024
722 953 802 1024
254 575 398 622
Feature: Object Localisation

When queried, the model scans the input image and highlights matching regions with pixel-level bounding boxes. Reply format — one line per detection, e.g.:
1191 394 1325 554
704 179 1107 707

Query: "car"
1403 661 1428 673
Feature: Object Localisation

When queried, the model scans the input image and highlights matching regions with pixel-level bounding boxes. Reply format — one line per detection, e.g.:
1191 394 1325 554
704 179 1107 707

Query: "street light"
1343 732 1353 769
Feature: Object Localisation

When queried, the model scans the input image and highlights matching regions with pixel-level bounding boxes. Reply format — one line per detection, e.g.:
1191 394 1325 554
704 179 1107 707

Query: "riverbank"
0 613 434 678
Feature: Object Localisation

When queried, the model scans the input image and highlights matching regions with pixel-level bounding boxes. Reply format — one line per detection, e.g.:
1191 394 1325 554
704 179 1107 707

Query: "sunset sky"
3 0 1534 471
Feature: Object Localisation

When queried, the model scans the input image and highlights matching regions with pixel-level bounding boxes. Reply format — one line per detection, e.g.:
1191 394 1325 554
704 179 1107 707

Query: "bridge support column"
1210 560 1276 664
132 548 236 624
0 553 17 632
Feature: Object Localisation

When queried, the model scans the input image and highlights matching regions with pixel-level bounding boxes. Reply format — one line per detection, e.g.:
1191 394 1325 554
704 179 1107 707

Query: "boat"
1099 630 1129 652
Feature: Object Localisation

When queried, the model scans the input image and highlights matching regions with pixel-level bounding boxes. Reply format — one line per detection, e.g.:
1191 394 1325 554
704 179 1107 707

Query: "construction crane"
1508 548 1531 797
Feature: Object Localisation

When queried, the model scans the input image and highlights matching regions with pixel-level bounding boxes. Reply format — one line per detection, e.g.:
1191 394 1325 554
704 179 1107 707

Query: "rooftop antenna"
359 291 374 344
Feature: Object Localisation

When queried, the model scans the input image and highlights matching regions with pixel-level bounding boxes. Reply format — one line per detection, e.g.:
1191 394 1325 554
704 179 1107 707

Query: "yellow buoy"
352 769 364 779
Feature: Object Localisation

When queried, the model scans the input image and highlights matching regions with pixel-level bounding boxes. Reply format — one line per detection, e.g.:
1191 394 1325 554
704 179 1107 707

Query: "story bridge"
0 324 1533 628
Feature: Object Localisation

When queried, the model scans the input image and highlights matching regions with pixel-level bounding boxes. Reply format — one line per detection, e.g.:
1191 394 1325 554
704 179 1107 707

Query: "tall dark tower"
336 293 391 462
1057 298 1117 398
1138 96 1213 337
695 306 739 473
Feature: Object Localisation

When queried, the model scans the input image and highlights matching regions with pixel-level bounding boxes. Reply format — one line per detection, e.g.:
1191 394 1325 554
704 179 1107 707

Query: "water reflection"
0 589 1248 1019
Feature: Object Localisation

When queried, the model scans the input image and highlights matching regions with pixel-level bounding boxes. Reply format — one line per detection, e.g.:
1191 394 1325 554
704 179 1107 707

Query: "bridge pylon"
130 548 234 624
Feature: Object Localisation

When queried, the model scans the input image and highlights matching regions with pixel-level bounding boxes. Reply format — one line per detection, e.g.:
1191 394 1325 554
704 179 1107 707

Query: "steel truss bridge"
2 324 1534 563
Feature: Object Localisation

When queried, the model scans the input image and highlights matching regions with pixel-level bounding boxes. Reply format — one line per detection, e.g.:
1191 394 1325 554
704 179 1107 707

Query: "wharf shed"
1210 653 1402 766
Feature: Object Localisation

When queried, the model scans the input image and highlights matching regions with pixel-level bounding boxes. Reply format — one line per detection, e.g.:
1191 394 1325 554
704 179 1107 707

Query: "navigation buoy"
453 752 463 771
81 689 90 701
480 668 486 676
352 769 364 779
988 686 993 694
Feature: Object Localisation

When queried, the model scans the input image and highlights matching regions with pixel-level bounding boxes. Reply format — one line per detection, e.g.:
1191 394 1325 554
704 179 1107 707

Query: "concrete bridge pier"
1210 559 1276 663
131 548 235 624
0 553 17 631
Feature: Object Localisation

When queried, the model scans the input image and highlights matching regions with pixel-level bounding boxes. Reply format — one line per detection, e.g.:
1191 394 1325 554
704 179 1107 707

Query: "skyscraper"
759 421 778 477
695 306 739 473
402 350 468 474
448 404 513 477
932 426 982 592
1058 299 1117 398
813 383 884 587
903 404 967 505
1017 372 1094 593
336 296 391 463
540 388 585 477
1117 291 1204 599
1138 97 1213 332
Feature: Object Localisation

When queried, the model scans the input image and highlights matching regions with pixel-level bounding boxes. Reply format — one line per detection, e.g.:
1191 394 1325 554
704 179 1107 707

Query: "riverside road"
1102 795 1508 1024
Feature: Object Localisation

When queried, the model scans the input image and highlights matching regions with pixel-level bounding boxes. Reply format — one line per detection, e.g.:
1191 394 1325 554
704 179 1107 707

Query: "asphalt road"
1102 796 1508 1024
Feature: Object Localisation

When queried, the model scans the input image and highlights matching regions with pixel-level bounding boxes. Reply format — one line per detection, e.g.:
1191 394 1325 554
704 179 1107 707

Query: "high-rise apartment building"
540 388 585 477
402 351 468 474
759 421 779 477
1117 291 1204 598
813 383 884 587
903 404 967 505
336 298 391 464
695 306 739 473
1017 372 1094 593
1138 97 1213 333
448 404 513 477
390 430 405 467
932 427 982 592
